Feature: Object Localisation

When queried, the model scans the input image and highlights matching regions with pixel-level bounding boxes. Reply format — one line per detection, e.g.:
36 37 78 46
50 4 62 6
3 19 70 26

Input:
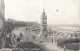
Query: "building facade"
0 0 5 16
0 0 5 29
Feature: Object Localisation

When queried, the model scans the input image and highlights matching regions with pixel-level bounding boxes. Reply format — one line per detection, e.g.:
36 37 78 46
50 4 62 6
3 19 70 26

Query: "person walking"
52 38 53 43
17 33 24 43
32 35 35 39
13 34 17 44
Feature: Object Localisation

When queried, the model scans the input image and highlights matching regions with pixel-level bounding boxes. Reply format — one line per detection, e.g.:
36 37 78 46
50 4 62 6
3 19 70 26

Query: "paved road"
12 27 64 51
12 27 40 42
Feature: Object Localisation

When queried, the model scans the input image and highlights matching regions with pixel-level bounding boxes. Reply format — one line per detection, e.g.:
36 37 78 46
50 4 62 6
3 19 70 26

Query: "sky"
3 0 80 25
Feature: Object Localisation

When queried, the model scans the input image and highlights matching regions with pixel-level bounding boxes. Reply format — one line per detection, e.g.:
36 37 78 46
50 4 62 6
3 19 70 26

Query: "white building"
0 0 5 30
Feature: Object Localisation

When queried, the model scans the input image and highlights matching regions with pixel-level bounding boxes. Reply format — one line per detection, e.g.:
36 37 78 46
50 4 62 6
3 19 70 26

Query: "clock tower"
41 9 47 36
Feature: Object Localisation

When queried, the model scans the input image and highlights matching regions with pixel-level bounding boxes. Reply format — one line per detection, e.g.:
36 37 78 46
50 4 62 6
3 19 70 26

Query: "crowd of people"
5 32 24 48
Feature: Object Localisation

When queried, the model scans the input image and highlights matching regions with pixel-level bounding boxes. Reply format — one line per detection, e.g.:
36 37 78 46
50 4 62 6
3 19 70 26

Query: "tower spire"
43 0 45 10
42 0 46 15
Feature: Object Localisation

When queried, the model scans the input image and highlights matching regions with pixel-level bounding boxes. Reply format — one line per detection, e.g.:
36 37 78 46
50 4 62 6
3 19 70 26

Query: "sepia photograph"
0 0 80 51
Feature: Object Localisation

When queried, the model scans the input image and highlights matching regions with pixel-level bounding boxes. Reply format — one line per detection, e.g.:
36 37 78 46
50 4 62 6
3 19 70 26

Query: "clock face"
43 19 46 22
0 19 3 29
